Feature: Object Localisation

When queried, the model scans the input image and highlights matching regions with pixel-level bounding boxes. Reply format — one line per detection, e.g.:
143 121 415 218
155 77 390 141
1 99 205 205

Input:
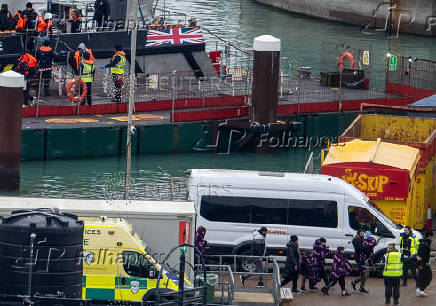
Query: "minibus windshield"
367 200 403 230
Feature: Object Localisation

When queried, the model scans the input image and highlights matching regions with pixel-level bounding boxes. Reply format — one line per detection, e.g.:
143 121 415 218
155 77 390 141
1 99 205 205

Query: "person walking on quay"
280 235 301 294
416 230 433 297
313 237 333 288
383 242 402 305
240 227 267 288
194 226 207 265
350 229 378 293
399 225 419 286
300 249 319 292
321 247 352 296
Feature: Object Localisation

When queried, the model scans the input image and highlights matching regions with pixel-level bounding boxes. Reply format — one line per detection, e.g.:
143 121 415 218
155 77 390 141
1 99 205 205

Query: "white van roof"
0 197 195 217
190 169 367 200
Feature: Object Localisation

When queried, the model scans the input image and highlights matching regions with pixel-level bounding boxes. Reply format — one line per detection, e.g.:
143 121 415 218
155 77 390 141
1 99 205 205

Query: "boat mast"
124 0 139 200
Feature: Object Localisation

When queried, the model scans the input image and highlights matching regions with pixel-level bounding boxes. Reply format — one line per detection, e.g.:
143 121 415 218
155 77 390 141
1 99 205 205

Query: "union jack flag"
146 27 205 47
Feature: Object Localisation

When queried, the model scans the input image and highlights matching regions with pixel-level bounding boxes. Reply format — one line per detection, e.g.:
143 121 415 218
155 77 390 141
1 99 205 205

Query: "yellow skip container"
335 114 436 229
321 138 423 228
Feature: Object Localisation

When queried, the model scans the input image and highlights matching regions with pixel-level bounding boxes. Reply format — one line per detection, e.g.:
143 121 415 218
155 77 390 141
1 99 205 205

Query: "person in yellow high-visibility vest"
100 44 126 102
383 242 403 305
80 51 95 105
399 226 419 286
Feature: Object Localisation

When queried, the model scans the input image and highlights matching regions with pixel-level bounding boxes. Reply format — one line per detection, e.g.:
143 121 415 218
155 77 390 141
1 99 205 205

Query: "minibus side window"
288 200 337 228
348 207 376 232
122 251 153 278
200 196 288 224
251 198 288 224
200 195 251 223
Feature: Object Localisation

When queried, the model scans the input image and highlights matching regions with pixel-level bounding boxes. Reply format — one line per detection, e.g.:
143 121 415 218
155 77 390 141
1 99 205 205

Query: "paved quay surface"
236 269 436 305
289 275 436 305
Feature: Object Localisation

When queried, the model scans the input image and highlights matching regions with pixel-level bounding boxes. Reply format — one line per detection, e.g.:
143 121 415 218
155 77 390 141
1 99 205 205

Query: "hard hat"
44 13 52 20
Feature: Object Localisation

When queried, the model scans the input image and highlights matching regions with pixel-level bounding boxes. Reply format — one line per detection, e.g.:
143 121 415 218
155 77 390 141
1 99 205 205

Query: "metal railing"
205 254 281 305
195 264 235 305
23 67 394 119
272 259 281 305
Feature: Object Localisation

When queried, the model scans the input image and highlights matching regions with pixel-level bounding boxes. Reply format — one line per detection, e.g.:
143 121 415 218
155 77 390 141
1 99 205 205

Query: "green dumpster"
196 273 218 303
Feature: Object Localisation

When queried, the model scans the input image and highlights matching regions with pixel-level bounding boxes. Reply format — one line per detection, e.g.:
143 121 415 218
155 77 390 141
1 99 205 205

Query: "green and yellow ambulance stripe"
83 275 178 301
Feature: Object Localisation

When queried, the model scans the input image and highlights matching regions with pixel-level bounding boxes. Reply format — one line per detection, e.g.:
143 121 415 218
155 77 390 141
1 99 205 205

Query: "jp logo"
130 280 140 294
361 2 418 37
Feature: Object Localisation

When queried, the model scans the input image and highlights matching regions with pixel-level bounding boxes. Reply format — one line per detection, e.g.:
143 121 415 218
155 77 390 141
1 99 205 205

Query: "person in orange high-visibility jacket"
36 13 53 34
15 52 37 106
43 13 53 34
11 10 27 32
69 43 95 76
36 15 46 33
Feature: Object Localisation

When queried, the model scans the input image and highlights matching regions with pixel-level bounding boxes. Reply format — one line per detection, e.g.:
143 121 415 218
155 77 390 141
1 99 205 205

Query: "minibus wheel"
237 249 257 273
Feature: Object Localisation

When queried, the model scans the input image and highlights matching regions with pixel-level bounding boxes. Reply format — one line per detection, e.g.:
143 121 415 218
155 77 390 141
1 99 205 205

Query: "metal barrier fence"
387 55 436 99
25 65 392 117
195 264 235 305
24 65 250 118
205 255 281 305
21 44 435 118
321 41 374 74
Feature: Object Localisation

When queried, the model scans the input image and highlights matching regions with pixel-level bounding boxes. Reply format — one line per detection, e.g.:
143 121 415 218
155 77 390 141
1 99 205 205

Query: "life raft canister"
66 78 87 103
337 51 355 72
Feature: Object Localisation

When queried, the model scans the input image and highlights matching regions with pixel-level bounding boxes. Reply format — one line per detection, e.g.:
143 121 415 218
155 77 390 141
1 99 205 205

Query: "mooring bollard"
250 35 280 124
0 70 25 192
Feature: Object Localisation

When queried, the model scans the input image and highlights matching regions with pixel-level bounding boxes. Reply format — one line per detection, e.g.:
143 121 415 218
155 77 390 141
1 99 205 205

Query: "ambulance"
81 216 186 302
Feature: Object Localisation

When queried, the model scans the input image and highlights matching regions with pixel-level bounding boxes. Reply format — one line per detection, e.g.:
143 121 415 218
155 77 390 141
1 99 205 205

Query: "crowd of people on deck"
0 1 126 107
0 1 111 34
14 41 126 106
195 224 434 305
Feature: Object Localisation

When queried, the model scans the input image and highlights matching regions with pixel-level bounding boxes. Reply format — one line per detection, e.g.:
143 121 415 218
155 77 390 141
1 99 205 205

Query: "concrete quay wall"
254 0 436 36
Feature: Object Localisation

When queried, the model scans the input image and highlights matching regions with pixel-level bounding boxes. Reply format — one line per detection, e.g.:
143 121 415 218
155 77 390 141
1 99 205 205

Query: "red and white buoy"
425 202 432 229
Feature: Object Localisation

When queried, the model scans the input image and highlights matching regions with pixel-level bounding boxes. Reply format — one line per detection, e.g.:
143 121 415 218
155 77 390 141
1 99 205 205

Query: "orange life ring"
337 51 355 71
66 78 87 103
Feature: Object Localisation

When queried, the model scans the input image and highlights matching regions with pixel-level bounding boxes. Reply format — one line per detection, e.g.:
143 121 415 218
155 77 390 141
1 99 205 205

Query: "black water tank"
0 208 84 298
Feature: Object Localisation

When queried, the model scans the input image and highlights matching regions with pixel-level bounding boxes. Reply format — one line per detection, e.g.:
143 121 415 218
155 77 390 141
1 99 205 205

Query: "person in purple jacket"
195 226 207 264
321 247 352 296
350 230 380 293
313 237 333 287
300 249 319 292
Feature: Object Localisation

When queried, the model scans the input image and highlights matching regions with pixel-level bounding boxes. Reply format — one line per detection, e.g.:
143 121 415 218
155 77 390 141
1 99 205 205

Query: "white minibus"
188 169 422 269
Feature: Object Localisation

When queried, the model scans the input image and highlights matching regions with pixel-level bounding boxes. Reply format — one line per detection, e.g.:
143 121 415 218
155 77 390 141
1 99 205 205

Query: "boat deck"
22 73 405 121
22 110 172 130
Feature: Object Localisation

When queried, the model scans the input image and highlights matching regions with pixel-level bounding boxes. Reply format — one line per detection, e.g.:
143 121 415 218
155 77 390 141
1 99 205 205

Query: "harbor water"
16 150 314 200
15 0 436 200
158 0 436 71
